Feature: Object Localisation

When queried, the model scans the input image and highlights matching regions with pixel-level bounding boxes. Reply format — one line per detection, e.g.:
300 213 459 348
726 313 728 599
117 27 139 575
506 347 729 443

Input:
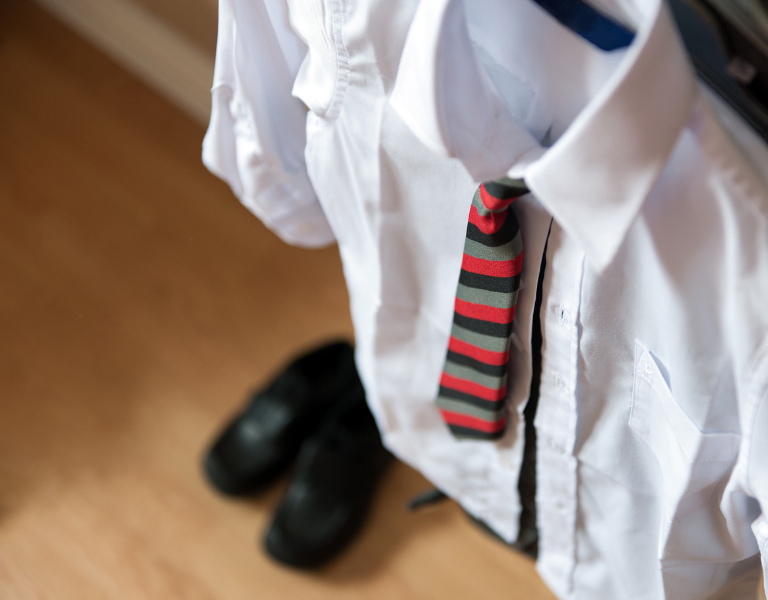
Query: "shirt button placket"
533 225 584 600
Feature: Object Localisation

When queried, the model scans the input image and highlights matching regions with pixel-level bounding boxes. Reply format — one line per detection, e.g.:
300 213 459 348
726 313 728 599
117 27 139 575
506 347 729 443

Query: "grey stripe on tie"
450 323 511 353
437 396 506 422
463 232 523 262
443 360 508 389
456 283 519 309
472 188 510 217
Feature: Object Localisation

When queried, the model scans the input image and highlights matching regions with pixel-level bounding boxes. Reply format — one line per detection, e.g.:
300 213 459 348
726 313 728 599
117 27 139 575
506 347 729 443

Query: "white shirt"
202 0 768 597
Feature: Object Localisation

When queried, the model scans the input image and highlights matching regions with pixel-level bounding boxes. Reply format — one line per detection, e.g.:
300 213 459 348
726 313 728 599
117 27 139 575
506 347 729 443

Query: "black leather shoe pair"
203 341 391 568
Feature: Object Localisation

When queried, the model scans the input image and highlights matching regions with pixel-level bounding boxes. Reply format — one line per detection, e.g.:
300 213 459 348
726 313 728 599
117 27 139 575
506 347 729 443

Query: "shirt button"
542 435 565 454
645 361 654 375
558 302 567 326
554 371 565 391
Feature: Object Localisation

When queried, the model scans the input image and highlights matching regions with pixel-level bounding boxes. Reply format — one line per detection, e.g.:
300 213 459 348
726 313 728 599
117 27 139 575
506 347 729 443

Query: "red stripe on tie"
448 337 509 366
439 409 507 433
440 372 507 402
461 252 522 278
468 204 507 234
454 298 516 324
479 184 517 211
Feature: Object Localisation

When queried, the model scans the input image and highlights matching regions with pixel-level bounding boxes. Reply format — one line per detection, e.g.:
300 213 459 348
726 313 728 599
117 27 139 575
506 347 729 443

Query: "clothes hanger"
531 0 635 50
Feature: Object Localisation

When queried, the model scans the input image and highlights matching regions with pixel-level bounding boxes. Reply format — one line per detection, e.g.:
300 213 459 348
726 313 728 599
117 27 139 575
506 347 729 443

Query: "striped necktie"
437 177 528 440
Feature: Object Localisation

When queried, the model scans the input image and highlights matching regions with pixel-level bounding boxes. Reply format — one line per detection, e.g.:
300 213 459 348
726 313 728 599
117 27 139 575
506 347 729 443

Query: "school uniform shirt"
202 0 768 597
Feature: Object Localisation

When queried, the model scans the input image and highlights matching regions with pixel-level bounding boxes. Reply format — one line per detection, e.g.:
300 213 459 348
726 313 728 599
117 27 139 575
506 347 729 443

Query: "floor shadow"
310 462 456 583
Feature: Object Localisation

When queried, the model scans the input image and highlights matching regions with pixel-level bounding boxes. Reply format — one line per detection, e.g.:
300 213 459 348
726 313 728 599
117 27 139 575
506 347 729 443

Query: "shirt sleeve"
202 0 336 247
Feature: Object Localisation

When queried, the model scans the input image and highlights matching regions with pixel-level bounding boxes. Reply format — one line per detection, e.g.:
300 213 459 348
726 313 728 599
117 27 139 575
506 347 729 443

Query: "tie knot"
479 178 528 212
484 178 529 199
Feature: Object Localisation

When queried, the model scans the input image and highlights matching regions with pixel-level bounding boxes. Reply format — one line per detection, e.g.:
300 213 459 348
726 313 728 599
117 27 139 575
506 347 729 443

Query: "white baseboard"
33 0 215 125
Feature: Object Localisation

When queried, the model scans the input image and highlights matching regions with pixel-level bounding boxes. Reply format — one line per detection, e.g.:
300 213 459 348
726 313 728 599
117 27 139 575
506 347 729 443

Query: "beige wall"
34 0 217 124
131 0 217 55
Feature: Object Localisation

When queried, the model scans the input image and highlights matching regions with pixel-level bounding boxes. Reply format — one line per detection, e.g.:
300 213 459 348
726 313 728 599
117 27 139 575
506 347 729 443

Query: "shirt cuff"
202 84 336 248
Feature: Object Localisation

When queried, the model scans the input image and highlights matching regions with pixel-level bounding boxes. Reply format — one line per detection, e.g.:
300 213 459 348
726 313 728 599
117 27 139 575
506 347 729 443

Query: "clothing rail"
669 0 768 140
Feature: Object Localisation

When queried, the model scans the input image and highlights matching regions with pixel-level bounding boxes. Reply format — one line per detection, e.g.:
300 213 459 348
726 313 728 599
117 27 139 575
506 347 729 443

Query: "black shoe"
204 341 360 496
263 388 391 568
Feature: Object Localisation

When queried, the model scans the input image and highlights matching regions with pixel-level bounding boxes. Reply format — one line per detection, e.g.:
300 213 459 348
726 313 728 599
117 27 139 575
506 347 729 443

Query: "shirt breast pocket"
628 341 741 561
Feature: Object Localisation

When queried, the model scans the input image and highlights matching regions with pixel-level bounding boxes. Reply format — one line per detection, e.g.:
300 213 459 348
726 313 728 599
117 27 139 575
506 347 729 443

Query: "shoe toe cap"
263 487 355 568
204 424 289 495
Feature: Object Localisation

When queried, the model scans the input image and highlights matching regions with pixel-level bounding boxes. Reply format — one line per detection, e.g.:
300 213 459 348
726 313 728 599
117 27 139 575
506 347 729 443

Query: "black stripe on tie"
446 350 508 377
458 270 520 294
466 214 520 247
453 313 514 338
439 386 506 411
448 424 506 440
483 180 528 199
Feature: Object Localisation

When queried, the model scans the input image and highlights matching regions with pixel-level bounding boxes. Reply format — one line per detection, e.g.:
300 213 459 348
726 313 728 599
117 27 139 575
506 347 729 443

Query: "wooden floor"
0 2 555 598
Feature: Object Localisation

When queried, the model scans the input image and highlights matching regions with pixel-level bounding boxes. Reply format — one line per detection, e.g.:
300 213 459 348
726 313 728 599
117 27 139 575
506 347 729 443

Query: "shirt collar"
391 0 699 272
521 0 699 271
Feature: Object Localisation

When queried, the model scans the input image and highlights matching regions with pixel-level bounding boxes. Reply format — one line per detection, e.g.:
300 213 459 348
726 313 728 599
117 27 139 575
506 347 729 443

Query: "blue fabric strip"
532 0 635 50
